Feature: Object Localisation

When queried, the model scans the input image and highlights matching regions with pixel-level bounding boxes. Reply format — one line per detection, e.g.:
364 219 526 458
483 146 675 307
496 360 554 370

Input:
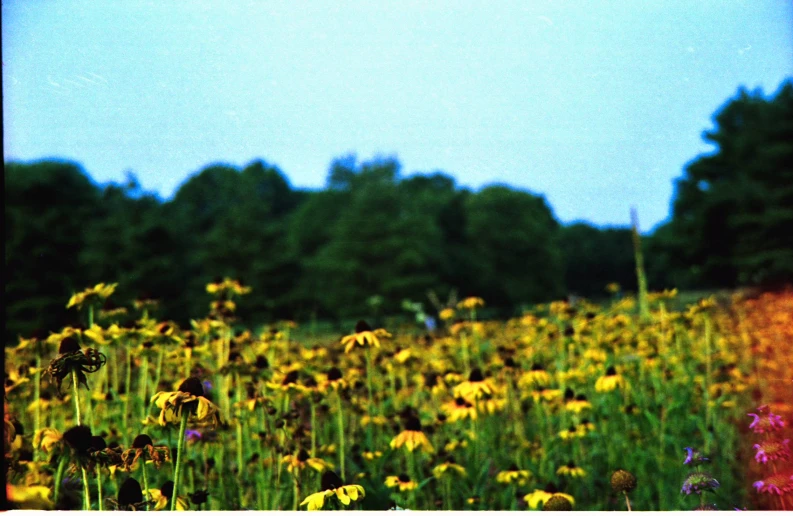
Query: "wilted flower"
611 469 637 493
150 377 221 427
543 494 574 511
46 338 106 395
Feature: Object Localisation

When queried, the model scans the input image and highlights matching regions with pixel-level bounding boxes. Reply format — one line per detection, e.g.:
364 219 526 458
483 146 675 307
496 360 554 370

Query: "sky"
3 1 792 230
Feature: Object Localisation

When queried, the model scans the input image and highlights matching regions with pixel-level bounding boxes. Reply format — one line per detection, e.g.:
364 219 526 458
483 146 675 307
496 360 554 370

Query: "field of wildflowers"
4 280 793 510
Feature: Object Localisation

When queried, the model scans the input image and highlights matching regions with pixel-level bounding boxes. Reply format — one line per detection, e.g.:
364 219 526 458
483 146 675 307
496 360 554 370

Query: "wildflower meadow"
4 280 793 510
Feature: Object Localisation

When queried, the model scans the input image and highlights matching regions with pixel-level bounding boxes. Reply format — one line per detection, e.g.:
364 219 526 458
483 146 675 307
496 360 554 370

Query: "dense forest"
5 82 792 343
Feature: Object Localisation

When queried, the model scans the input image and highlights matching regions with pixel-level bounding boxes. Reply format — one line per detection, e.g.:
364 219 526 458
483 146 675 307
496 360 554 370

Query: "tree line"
5 81 791 342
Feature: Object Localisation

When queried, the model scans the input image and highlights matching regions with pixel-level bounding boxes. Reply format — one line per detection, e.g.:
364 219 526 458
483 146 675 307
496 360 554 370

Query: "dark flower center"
405 416 422 432
606 366 617 376
398 474 411 483
564 388 575 400
88 436 107 452
283 370 299 385
469 368 484 382
161 481 174 499
59 337 81 355
255 355 269 369
178 377 205 396
118 478 144 506
132 434 153 449
321 470 344 491
297 449 310 462
424 372 438 387
354 320 372 333
63 425 93 455
328 367 343 381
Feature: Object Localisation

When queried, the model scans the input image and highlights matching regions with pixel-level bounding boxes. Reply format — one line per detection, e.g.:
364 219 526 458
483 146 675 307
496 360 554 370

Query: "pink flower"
753 473 793 496
753 439 791 464
748 406 786 434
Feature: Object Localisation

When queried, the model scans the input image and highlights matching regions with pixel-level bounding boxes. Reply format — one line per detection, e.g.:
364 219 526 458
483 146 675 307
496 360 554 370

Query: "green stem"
310 400 317 458
171 410 189 511
336 391 346 480
235 373 245 507
33 351 42 462
124 346 132 433
53 454 69 504
140 356 149 421
96 463 104 510
81 462 91 510
141 460 151 510
71 369 83 425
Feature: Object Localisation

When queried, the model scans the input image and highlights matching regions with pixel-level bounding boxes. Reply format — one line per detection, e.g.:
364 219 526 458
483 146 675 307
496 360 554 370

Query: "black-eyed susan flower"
558 425 585 441
457 296 485 311
390 416 434 453
442 397 477 422
564 391 591 414
66 283 117 310
453 368 495 400
150 377 221 427
33 428 63 455
104 478 149 511
530 388 563 403
496 463 531 484
361 449 383 461
524 485 574 510
121 434 171 470
341 320 391 354
282 449 334 474
385 474 419 491
519 364 552 389
360 415 388 427
439 308 456 321
557 461 587 478
432 456 467 479
46 337 106 395
300 470 365 511
595 366 625 392
206 277 251 297
147 481 190 510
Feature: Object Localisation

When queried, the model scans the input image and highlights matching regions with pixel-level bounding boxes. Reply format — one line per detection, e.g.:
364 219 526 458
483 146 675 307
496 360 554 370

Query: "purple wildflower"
753 438 791 464
683 447 710 466
753 473 793 496
185 429 202 442
748 407 785 434
681 471 720 495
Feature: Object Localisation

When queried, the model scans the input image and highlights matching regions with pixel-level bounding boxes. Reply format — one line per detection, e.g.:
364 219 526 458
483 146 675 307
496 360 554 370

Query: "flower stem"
171 409 189 511
336 391 346 480
33 350 42 462
624 491 632 511
124 346 132 433
53 454 68 504
96 463 104 510
142 460 151 510
81 462 91 510
71 369 83 425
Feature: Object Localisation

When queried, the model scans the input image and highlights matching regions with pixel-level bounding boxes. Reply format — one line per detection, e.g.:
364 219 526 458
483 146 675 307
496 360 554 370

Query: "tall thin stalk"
335 391 346 480
171 410 189 511
630 207 650 322
71 370 91 510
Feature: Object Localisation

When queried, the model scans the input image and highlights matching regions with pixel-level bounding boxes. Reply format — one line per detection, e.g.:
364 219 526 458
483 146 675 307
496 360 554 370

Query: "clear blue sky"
3 1 792 230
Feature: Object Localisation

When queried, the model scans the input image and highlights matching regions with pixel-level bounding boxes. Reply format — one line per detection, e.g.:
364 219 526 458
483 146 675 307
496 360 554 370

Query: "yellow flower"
519 365 552 388
300 471 365 511
147 485 189 511
341 320 391 353
432 460 467 479
439 307 456 321
495 465 531 484
595 367 625 393
385 474 419 491
453 368 496 400
66 283 117 309
557 462 587 478
524 489 552 509
205 277 251 296
6 484 54 510
281 450 333 474
390 416 434 453
457 297 485 310
442 397 478 422
530 388 563 403
150 378 221 427
361 415 388 427
361 450 383 461
33 428 62 454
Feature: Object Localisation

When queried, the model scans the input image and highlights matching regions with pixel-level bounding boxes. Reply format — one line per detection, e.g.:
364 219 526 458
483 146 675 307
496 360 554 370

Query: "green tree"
464 185 564 310
661 81 793 288
5 161 101 343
